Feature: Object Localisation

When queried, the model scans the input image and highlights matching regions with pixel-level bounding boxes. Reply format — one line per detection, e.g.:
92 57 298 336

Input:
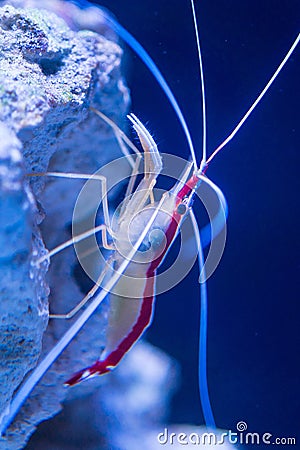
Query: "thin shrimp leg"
91 110 159 208
90 107 142 200
29 171 111 230
35 218 115 319
50 254 114 319
90 107 142 168
36 223 112 266
28 172 115 319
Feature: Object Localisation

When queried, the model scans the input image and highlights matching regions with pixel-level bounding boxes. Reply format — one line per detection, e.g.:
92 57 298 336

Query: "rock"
5 0 117 39
0 1 130 447
0 123 48 447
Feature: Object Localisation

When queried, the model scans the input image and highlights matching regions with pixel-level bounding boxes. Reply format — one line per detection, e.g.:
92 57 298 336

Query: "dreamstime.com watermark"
157 422 297 446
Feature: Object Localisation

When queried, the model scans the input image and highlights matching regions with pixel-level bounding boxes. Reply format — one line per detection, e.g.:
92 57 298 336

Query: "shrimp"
0 0 298 436
64 113 225 388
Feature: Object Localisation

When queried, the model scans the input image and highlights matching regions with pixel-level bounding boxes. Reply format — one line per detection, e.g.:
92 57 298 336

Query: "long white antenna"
190 209 215 428
190 0 207 170
101 9 198 170
206 33 300 165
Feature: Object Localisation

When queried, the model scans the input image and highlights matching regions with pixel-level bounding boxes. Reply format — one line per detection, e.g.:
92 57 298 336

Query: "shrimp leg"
50 254 114 319
28 171 114 318
90 108 142 200
35 224 112 267
29 171 111 230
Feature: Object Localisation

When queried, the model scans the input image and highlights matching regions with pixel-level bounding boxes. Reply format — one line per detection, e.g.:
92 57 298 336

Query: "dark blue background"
93 0 299 441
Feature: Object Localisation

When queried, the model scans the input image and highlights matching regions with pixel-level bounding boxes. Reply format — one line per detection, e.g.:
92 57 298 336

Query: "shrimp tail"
65 360 111 387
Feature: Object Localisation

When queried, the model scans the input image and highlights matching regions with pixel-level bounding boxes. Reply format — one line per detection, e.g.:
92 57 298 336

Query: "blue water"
93 0 300 441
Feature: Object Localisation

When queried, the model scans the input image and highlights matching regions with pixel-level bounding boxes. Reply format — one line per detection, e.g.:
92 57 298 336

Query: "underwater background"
2 0 294 447
92 0 300 443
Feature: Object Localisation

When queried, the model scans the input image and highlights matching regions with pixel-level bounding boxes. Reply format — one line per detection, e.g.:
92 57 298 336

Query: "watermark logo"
236 421 247 432
157 422 297 446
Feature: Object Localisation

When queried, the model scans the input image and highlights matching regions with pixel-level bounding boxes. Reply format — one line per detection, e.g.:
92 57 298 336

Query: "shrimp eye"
177 203 187 215
149 228 165 250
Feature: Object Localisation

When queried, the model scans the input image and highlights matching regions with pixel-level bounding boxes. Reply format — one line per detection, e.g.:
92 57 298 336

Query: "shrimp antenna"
199 175 228 249
206 32 300 165
190 209 215 428
190 0 207 171
96 7 198 170
189 175 227 428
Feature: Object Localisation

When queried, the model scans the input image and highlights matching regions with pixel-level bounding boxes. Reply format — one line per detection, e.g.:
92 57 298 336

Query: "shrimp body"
66 117 201 386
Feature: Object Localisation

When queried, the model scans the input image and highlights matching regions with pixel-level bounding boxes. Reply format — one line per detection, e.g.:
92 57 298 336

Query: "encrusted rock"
0 123 48 443
0 1 130 447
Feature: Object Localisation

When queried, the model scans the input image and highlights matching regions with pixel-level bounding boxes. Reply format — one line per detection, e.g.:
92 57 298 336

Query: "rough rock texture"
0 123 48 438
0 1 130 448
6 0 117 40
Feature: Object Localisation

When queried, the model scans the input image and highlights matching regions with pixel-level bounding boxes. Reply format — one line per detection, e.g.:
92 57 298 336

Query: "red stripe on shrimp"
65 275 155 386
65 177 198 387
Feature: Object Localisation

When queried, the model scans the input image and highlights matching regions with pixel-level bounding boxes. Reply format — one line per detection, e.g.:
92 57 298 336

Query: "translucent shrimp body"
65 114 201 386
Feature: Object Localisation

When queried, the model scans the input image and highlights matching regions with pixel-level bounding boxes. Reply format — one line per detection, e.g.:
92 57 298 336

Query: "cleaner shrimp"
0 0 299 437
